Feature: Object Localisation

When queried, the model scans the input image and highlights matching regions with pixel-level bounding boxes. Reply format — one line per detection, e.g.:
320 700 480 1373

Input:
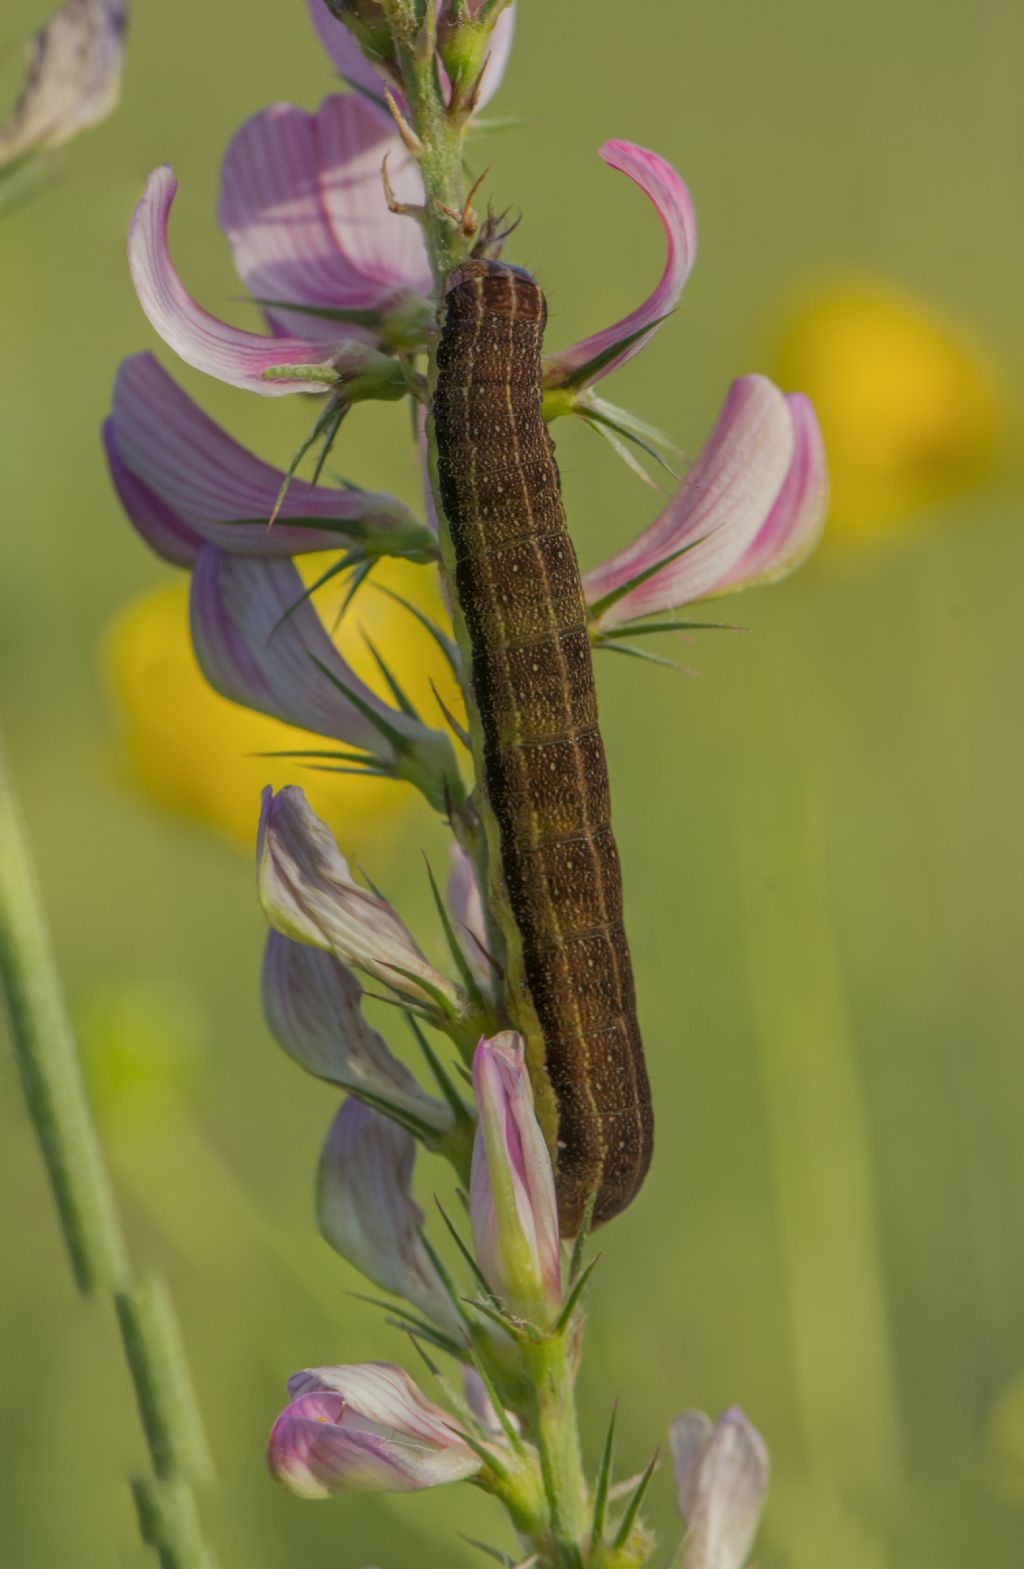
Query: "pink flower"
469 1033 562 1325
128 93 431 395
543 141 697 394
267 1363 482 1496
584 378 828 630
104 352 433 567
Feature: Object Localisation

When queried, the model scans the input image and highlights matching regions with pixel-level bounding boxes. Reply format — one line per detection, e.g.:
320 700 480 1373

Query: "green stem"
523 1336 590 1568
0 734 217 1569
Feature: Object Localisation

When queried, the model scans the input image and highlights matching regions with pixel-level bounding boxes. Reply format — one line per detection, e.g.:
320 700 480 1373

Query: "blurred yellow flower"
773 279 1004 541
102 557 464 852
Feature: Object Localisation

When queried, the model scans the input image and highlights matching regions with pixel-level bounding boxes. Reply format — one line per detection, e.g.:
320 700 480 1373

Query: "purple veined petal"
189 546 393 754
268 1365 482 1496
543 141 697 391
307 1 515 115
129 166 359 394
108 353 417 560
318 1098 460 1328
713 393 829 594
0 0 126 164
262 931 449 1129
584 376 796 628
316 95 432 299
102 418 201 567
218 98 431 340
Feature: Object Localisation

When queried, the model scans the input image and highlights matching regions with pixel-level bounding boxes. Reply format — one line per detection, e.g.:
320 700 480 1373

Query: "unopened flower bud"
669 1407 769 1569
469 1033 561 1325
268 1363 482 1496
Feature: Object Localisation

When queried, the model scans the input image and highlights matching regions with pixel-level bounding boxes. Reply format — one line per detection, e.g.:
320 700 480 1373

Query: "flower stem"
0 733 217 1569
523 1335 590 1568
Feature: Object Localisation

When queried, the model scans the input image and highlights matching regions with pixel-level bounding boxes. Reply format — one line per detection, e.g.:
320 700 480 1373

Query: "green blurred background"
2 0 1023 1564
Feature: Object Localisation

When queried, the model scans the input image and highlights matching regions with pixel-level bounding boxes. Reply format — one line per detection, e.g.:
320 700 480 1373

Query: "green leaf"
587 538 705 622
612 1449 660 1550
591 1400 619 1544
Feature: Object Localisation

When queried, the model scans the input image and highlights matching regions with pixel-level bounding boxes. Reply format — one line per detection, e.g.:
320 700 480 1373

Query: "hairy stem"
0 735 216 1569
523 1335 590 1568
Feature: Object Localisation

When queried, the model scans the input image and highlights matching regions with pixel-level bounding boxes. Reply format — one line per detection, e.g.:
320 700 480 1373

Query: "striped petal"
218 97 430 339
714 393 829 594
189 547 394 754
129 166 362 394
544 141 697 391
584 377 800 628
316 94 431 297
106 352 417 563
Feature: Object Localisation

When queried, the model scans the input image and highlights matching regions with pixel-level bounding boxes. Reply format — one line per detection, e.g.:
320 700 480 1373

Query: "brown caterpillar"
432 259 653 1233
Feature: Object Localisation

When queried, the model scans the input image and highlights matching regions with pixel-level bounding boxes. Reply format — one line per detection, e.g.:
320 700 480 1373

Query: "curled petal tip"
544 140 697 392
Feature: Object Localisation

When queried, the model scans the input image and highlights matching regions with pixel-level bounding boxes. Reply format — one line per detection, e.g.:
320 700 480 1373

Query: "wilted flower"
0 0 125 173
105 352 434 568
258 785 465 1012
469 1033 561 1325
773 278 1002 540
262 931 449 1130
669 1407 769 1569
585 376 828 630
317 1097 459 1329
268 1363 482 1496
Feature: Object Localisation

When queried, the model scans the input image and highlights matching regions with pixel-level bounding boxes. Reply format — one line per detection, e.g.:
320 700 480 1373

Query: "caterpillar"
432 258 653 1233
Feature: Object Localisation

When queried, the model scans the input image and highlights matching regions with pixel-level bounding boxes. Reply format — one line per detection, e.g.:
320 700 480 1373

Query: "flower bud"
669 1407 769 1569
268 1362 482 1497
469 1033 561 1325
318 1098 460 1332
257 786 465 1014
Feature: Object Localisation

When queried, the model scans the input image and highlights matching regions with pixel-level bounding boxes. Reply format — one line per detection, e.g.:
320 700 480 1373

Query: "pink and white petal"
306 0 396 104
129 167 349 394
219 103 388 338
189 547 391 753
103 418 201 566
317 96 432 297
544 141 697 390
585 377 795 626
111 353 411 553
714 393 828 594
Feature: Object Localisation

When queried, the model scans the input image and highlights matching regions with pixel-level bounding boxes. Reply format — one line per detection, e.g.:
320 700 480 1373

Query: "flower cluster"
104 2 825 1563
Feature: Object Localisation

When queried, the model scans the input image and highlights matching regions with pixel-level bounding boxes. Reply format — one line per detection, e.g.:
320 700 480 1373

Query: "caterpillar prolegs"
432 259 653 1233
